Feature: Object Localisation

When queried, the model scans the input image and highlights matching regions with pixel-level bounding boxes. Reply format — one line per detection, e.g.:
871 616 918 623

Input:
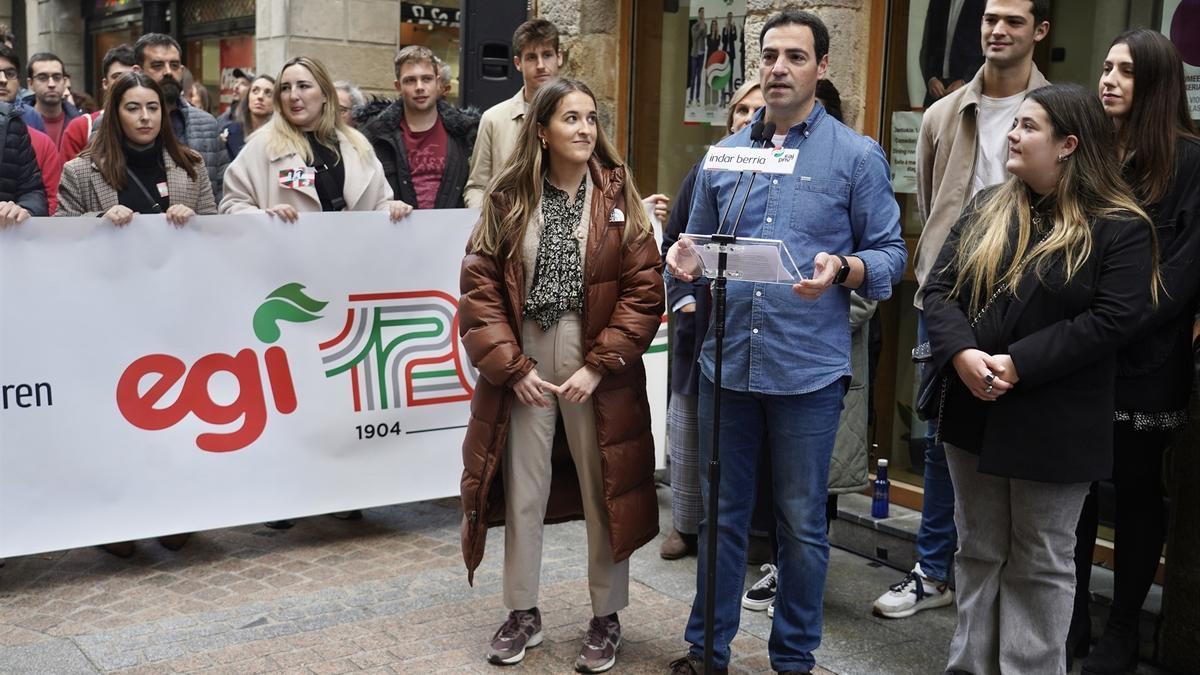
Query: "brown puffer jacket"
457 158 665 584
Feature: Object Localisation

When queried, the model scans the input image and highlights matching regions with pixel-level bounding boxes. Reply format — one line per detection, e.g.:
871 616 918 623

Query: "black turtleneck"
304 132 347 212
120 140 170 213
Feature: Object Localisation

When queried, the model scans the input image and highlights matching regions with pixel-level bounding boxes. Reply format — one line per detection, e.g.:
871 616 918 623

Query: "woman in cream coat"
219 56 411 221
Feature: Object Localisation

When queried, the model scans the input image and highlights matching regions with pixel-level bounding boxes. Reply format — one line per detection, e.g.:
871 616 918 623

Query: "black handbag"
913 284 1010 421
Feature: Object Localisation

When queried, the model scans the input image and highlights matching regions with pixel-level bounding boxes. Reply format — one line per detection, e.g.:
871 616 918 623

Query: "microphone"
715 121 765 235
726 121 778 239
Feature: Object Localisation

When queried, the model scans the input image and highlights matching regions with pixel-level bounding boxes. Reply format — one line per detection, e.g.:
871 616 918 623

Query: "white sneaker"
741 563 777 611
871 562 954 619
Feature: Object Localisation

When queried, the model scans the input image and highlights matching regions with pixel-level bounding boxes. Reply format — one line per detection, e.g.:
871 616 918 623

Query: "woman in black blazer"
1072 29 1200 674
922 84 1157 675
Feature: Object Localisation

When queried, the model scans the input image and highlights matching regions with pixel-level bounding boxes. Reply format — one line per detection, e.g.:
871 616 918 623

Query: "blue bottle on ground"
871 458 890 519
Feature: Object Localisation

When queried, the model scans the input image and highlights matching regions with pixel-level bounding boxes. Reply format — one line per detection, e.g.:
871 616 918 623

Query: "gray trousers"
944 443 1090 675
502 315 629 617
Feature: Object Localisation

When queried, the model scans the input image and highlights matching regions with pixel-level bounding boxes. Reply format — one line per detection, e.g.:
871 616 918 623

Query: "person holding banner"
56 72 216 225
1072 29 1200 674
458 78 664 673
218 56 411 222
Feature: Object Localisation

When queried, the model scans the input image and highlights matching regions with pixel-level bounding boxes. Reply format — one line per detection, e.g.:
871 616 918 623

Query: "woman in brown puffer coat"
458 78 664 673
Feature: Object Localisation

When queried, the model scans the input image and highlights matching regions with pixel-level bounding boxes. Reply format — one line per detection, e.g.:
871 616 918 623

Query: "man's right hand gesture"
665 237 703 282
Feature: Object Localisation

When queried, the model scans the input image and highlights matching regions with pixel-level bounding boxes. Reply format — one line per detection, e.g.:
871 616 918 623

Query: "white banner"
703 146 799 175
0 211 668 558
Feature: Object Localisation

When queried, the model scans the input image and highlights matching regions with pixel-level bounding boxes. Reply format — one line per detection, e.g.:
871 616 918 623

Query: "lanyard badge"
278 167 316 189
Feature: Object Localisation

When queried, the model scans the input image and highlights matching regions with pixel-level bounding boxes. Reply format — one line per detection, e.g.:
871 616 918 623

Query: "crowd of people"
2 3 1199 674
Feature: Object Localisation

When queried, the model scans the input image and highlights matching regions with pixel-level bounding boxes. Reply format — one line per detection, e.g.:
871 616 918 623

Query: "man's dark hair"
512 18 559 56
101 44 136 79
0 43 20 73
0 23 15 47
26 52 64 79
1030 0 1051 25
759 10 830 62
133 33 182 65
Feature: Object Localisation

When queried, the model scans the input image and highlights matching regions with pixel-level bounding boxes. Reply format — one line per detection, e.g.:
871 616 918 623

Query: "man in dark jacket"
133 33 230 202
0 101 48 225
356 46 479 210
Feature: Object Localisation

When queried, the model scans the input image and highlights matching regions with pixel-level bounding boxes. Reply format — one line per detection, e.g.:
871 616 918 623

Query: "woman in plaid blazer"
57 71 215 224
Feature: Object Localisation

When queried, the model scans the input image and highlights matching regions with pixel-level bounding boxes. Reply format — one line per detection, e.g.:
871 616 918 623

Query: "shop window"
181 0 255 24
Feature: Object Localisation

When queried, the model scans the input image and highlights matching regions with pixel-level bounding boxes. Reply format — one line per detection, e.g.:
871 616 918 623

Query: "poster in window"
1162 0 1200 120
685 0 747 125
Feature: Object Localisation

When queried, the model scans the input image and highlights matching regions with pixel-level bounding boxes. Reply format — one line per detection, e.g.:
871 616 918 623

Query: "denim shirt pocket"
790 177 851 237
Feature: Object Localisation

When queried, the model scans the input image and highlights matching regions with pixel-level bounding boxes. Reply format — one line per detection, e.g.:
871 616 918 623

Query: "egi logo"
319 291 476 411
115 283 324 453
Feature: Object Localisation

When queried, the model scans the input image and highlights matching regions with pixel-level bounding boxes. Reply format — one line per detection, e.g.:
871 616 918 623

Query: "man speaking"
665 9 906 674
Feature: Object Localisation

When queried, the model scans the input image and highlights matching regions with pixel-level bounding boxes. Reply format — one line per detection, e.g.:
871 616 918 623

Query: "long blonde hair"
470 78 653 257
949 84 1158 312
264 56 372 164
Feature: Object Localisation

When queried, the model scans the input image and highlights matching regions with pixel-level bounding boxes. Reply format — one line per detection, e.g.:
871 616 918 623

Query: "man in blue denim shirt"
666 10 905 675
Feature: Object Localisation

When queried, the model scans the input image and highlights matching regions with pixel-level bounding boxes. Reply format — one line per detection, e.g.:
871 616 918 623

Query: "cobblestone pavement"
1 487 958 674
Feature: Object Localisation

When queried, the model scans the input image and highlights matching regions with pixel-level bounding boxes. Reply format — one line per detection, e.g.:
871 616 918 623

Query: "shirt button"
772 179 778 185
752 328 759 334
766 216 773 223
755 290 762 297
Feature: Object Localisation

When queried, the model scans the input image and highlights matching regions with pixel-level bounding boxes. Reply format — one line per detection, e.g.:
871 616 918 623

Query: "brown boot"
660 528 697 560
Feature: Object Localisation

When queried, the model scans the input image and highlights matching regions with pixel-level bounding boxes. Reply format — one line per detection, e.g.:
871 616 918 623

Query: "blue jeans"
915 312 957 582
684 375 846 672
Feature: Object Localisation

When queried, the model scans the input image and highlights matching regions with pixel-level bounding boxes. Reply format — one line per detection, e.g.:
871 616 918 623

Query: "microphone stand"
702 122 774 675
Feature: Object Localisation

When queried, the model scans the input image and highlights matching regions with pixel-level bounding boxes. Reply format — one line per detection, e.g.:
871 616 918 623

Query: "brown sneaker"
486 608 543 665
576 614 620 673
659 528 697 560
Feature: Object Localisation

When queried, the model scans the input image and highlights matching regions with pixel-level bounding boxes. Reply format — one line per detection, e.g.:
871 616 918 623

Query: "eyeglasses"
32 73 64 83
0 68 17 80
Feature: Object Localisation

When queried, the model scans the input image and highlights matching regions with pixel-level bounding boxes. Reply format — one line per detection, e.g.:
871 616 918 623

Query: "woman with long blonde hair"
921 83 1158 674
219 56 411 221
458 78 663 673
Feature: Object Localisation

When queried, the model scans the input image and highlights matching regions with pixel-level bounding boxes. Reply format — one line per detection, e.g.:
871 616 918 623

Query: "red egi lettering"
116 347 297 452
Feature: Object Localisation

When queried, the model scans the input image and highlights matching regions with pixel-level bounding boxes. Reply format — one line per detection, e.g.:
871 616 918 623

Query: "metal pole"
703 240 731 675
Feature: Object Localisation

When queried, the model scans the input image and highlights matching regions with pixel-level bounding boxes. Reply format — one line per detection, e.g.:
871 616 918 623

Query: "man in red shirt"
357 45 480 210
26 126 61 214
60 44 137 162
22 52 80 148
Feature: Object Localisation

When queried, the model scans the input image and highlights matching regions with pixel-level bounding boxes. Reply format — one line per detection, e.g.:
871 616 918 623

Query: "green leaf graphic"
267 282 328 313
253 283 327 343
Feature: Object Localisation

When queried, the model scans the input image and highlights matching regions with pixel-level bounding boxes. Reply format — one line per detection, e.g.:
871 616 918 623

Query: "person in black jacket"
658 79 764 561
0 101 47 225
356 45 480 210
922 84 1157 675
1069 29 1200 674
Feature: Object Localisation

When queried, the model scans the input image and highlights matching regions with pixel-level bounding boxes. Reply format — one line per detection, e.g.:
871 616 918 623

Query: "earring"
540 137 547 149
1058 154 1067 163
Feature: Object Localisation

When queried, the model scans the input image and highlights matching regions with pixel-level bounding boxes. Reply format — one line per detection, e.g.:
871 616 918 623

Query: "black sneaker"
742 563 776 611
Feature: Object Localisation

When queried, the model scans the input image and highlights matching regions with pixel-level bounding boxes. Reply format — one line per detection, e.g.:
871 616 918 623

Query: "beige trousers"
502 313 629 617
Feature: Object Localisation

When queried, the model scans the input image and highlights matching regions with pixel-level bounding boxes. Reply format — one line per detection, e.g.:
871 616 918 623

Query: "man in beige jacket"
871 0 1050 624
463 19 562 210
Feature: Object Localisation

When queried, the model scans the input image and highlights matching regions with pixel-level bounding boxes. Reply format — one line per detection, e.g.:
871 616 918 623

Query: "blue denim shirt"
685 103 906 395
